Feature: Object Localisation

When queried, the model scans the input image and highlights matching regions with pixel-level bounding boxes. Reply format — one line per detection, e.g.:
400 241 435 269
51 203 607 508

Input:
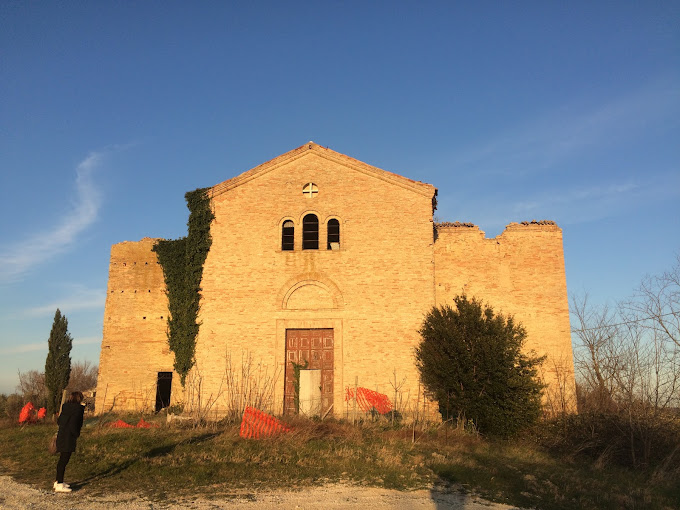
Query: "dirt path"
0 475 523 509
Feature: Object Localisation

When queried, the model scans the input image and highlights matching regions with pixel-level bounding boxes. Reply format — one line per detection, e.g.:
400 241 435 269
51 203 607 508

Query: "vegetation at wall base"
416 295 545 438
0 415 677 509
537 410 680 473
9 361 98 419
153 188 214 385
43 308 72 416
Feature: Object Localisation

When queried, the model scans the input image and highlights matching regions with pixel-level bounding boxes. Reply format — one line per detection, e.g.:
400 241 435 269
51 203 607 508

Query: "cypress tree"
44 309 73 416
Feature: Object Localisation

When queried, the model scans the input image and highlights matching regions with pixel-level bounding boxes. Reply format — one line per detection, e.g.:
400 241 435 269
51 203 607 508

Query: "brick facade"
95 143 575 417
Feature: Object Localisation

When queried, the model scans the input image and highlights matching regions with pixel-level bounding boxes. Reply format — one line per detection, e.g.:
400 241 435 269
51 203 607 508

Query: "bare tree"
16 360 97 412
16 370 48 408
222 350 280 422
540 355 577 418
571 295 622 412
65 360 98 392
570 258 680 467
622 254 680 350
616 256 680 414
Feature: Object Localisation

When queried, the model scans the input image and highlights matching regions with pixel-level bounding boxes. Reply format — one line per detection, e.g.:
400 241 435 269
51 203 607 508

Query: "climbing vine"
153 187 214 386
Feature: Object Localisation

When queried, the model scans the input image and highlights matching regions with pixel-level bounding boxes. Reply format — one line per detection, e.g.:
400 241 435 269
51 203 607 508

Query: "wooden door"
284 329 334 415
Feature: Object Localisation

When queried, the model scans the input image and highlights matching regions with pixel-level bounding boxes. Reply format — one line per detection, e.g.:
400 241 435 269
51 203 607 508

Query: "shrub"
415 295 545 437
2 394 25 422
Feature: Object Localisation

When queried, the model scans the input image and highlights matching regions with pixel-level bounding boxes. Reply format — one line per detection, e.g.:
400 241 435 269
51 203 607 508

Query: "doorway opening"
155 372 172 412
284 329 334 415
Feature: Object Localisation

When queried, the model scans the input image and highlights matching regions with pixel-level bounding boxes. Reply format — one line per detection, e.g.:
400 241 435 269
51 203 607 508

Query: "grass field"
0 415 677 509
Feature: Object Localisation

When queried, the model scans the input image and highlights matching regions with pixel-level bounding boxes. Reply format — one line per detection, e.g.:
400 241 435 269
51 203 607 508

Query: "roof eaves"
209 142 435 199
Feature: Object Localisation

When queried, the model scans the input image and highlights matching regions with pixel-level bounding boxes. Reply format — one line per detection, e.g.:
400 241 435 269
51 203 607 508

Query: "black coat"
56 402 84 453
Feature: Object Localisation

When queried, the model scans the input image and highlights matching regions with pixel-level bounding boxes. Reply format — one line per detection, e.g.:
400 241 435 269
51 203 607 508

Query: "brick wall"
434 222 576 411
194 145 436 417
95 144 575 417
95 238 175 414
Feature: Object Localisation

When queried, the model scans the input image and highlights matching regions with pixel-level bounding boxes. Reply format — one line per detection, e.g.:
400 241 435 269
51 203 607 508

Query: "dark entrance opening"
155 372 172 412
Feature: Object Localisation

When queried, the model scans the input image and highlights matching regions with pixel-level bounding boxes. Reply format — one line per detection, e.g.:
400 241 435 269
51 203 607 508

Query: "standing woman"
54 391 85 493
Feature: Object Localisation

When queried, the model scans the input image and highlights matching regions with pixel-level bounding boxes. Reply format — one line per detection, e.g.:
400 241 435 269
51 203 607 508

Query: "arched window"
281 220 294 251
302 214 319 250
327 219 340 250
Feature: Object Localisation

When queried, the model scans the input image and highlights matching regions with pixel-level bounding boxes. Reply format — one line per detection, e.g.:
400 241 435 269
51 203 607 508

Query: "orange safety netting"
344 387 393 415
239 406 291 439
37 407 46 419
136 418 158 428
108 418 159 428
108 419 134 428
18 402 35 423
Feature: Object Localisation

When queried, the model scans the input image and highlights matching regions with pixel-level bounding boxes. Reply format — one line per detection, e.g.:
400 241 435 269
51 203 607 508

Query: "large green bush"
415 295 545 437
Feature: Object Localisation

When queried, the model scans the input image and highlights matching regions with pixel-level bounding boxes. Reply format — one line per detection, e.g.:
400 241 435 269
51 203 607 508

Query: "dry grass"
0 415 677 509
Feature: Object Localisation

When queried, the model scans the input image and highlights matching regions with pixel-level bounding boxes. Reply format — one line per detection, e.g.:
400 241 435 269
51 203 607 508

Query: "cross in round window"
302 182 318 198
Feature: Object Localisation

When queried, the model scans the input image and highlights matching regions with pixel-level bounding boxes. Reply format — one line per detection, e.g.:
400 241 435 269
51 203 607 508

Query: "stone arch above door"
278 273 344 310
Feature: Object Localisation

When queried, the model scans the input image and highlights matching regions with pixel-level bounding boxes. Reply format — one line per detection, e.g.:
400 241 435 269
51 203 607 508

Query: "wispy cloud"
0 336 100 355
512 181 640 216
0 151 104 283
22 285 106 317
513 171 679 224
446 79 680 176
438 171 680 235
0 341 45 355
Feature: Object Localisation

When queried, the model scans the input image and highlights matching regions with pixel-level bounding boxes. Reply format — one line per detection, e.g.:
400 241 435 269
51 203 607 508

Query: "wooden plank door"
284 329 334 415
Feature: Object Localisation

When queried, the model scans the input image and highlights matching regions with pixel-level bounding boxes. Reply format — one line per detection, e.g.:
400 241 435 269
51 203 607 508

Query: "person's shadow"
70 431 220 491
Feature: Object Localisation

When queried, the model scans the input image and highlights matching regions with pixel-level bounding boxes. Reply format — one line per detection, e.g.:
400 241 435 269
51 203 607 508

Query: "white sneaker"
54 482 72 493
54 481 70 489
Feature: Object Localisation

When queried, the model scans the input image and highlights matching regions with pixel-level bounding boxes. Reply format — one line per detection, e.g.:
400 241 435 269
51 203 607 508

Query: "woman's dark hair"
68 391 84 404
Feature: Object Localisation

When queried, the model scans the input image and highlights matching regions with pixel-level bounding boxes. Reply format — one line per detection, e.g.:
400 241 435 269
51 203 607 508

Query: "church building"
95 143 575 418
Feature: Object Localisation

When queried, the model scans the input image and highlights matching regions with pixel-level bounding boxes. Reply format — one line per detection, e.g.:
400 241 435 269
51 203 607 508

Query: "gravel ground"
0 475 524 510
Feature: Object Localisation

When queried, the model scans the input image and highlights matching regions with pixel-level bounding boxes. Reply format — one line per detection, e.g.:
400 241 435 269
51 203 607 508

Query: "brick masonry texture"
95 143 575 417
434 223 575 410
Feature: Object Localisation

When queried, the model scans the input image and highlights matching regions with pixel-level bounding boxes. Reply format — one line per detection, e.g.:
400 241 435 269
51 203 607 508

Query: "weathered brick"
95 143 575 417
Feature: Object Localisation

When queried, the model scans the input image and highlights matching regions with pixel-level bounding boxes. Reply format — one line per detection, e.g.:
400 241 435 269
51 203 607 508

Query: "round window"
302 182 318 198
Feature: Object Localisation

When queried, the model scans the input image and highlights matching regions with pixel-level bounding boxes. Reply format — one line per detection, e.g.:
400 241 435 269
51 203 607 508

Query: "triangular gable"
210 142 436 198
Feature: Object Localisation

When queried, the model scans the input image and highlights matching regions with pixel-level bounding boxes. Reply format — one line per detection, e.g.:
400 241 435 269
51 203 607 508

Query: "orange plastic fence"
18 402 35 423
239 406 291 439
344 387 393 415
136 418 158 428
108 419 134 428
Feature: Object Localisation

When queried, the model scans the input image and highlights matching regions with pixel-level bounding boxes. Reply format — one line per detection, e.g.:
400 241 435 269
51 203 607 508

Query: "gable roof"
209 142 436 199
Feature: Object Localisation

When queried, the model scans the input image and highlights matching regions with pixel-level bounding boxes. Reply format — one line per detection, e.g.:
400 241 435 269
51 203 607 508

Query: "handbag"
48 433 58 455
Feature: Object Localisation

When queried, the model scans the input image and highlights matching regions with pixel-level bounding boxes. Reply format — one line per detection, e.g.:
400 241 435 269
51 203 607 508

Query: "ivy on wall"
153 188 215 386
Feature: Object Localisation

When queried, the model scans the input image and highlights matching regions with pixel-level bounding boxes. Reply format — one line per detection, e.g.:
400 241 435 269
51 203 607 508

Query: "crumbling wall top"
435 220 561 241
503 220 561 233
435 221 477 228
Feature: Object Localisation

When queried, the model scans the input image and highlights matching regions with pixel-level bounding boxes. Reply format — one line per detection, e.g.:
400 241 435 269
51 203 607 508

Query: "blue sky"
1 2 678 394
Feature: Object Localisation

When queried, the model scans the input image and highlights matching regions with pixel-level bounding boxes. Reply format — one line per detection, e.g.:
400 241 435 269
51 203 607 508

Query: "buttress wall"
95 238 176 414
433 222 576 411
